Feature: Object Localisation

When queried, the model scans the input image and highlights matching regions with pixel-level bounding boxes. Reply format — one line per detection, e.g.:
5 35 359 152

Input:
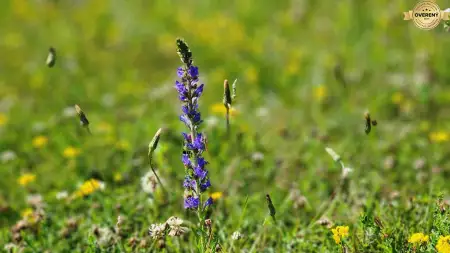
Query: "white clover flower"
4 243 18 252
56 191 68 200
148 223 167 240
0 150 17 163
251 152 264 162
232 231 243 240
166 216 189 237
96 227 115 247
26 194 44 208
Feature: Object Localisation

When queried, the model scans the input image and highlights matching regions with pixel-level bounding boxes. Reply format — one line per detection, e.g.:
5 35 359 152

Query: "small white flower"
98 181 106 191
26 194 44 208
444 8 450 12
166 216 183 227
341 167 352 179
232 231 243 240
141 170 158 194
4 243 18 251
56 191 68 200
148 223 167 240
96 227 115 247
0 150 16 163
166 216 189 237
251 152 264 162
325 147 341 162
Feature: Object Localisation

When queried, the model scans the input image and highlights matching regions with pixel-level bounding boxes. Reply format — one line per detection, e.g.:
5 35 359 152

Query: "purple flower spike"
176 38 213 212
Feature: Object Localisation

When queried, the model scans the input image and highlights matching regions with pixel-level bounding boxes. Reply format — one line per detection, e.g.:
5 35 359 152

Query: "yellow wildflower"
113 172 123 182
21 208 36 223
73 179 104 198
408 232 429 244
0 113 7 126
314 85 327 102
18 173 36 186
430 131 449 143
115 140 130 150
210 192 223 201
437 235 450 253
32 135 48 148
210 103 238 117
21 208 33 219
391 92 404 104
63 146 81 158
331 226 349 244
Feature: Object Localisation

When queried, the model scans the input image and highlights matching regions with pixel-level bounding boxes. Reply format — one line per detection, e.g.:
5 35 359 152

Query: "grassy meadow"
1 0 450 252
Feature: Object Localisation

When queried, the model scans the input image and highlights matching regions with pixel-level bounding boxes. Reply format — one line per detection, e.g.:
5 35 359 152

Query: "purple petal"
194 166 208 179
184 196 200 209
197 157 207 169
188 66 199 78
200 179 211 192
182 154 191 167
177 67 184 78
180 115 191 127
203 197 213 208
194 84 204 97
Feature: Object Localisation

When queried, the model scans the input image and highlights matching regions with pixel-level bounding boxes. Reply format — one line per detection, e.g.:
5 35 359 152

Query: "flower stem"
226 107 230 137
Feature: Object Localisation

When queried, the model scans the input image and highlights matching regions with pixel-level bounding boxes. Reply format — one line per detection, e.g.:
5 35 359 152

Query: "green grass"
1 0 450 252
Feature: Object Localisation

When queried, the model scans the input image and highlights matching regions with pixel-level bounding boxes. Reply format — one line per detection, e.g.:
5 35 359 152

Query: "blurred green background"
1 0 450 251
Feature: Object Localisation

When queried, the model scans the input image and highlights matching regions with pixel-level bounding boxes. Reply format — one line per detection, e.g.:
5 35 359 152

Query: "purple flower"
188 66 199 79
193 84 204 97
193 133 205 151
194 166 208 179
183 177 196 189
175 81 187 101
197 157 207 169
182 154 191 167
177 67 184 78
182 133 191 142
176 39 213 211
204 197 213 208
179 115 191 127
181 105 189 115
200 179 211 192
184 196 200 209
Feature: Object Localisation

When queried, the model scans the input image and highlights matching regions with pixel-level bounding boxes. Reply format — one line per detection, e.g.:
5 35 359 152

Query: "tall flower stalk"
174 39 213 224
